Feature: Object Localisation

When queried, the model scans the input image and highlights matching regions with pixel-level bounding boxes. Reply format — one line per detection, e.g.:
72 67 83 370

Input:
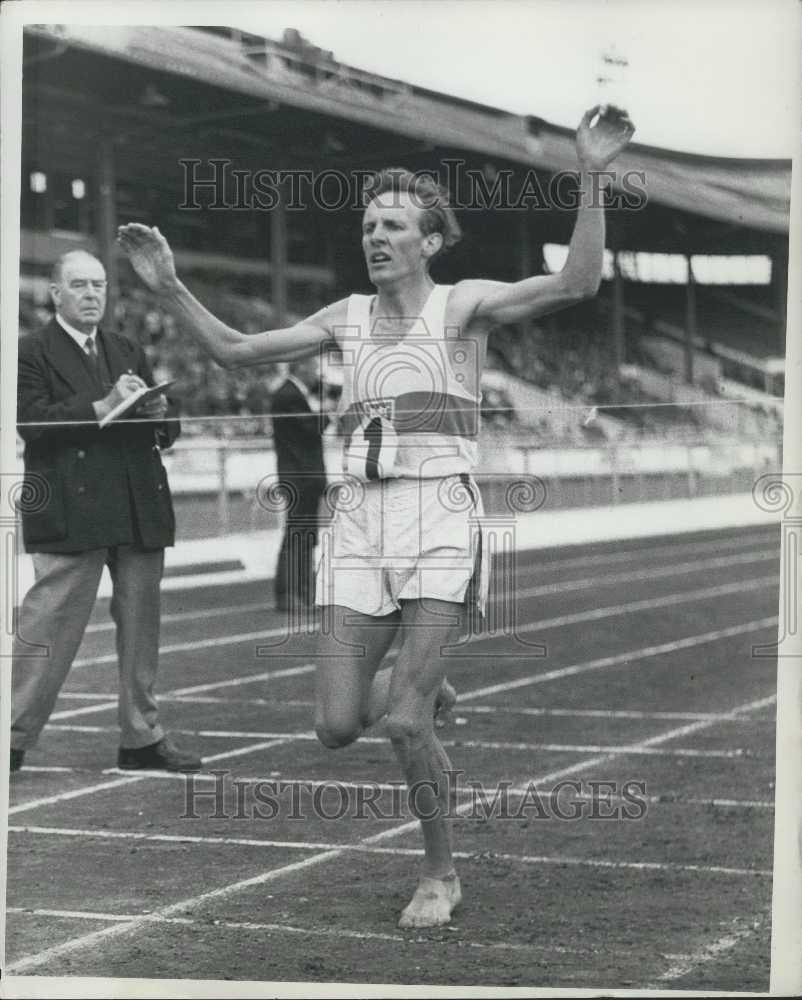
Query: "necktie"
84 336 100 379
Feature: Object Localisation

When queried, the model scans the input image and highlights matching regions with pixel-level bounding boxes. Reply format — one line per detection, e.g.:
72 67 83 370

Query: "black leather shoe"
10 748 24 772
117 737 201 772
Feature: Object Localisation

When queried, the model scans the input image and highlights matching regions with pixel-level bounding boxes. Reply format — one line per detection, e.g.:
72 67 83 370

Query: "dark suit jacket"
17 318 179 553
270 378 328 488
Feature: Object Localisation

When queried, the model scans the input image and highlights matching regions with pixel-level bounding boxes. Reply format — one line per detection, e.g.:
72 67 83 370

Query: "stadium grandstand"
17 22 791 523
8 19 797 993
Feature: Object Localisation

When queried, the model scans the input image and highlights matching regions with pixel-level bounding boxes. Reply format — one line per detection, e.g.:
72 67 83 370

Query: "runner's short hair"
364 168 462 258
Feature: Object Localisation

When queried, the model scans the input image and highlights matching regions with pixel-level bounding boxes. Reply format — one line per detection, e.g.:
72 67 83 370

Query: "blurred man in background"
270 355 329 616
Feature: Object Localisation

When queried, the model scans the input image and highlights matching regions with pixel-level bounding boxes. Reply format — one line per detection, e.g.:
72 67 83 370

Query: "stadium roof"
23 23 791 235
525 119 791 235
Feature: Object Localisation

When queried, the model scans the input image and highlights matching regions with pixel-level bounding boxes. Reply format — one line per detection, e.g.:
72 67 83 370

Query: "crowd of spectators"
486 320 710 438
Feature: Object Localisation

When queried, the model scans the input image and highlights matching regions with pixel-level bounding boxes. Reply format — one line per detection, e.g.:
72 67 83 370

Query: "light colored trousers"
11 546 166 751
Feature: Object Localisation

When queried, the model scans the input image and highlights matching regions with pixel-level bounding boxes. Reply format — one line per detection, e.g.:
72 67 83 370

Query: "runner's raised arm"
117 223 340 367
460 104 635 328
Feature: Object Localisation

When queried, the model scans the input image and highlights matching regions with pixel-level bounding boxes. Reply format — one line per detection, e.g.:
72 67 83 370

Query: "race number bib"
344 399 398 481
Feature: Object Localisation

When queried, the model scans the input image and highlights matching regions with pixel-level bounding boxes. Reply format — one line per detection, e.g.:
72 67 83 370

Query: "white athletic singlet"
335 285 481 480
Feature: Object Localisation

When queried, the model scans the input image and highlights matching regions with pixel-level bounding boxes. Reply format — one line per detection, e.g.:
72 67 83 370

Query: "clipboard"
98 380 176 428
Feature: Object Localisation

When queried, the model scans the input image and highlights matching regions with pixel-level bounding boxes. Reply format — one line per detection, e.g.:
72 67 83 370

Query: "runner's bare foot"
398 874 462 928
434 677 457 728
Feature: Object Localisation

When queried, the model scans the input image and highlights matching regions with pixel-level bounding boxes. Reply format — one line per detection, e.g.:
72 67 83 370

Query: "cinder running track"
5 523 779 992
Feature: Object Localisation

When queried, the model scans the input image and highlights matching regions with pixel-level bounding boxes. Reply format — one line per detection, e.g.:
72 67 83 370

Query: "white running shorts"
315 473 488 618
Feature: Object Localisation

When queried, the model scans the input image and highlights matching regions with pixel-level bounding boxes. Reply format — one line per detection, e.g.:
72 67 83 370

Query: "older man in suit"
10 249 199 773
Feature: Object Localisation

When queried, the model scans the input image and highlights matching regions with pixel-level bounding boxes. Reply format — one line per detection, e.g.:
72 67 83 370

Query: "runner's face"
362 191 430 285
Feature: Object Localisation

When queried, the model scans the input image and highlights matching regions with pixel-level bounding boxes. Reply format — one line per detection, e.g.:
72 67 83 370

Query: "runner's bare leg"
314 605 399 747
385 598 464 927
365 667 456 728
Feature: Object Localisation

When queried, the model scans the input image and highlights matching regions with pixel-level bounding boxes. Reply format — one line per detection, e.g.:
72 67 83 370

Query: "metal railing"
160 432 783 539
12 425 782 539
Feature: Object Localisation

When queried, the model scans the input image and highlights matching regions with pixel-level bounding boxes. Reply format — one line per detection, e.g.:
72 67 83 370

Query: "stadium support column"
774 243 788 356
96 138 119 327
684 255 696 385
271 195 288 328
613 253 625 369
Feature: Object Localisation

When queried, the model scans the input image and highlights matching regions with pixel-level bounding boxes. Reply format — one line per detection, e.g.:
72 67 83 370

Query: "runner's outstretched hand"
118 224 179 295
576 104 635 169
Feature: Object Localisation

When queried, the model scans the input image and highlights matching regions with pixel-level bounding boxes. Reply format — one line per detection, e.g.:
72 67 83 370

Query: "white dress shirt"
55 312 99 351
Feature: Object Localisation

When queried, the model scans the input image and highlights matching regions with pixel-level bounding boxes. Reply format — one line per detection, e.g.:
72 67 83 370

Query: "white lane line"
7 776 147 816
50 663 316 722
3 906 596 956
513 550 776 602
511 694 778 792
71 549 777 669
57 692 318 708
55 692 774 725
170 663 316 698
523 532 774 573
8 739 291 817
6 683 775 974
72 625 296 668
100 774 416 791
500 575 776 637
43 725 758 760
53 726 306 741
570 792 774 810
650 920 763 985
7 767 777 809
499 855 771 877
427 740 752 759
97 770 777 810
6 906 188 924
200 739 287 764
97 771 776 809
40 725 117 733
461 706 764 721
6 827 772 879
14 765 75 773
85 600 273 635
55 693 122 701
462 616 779 701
